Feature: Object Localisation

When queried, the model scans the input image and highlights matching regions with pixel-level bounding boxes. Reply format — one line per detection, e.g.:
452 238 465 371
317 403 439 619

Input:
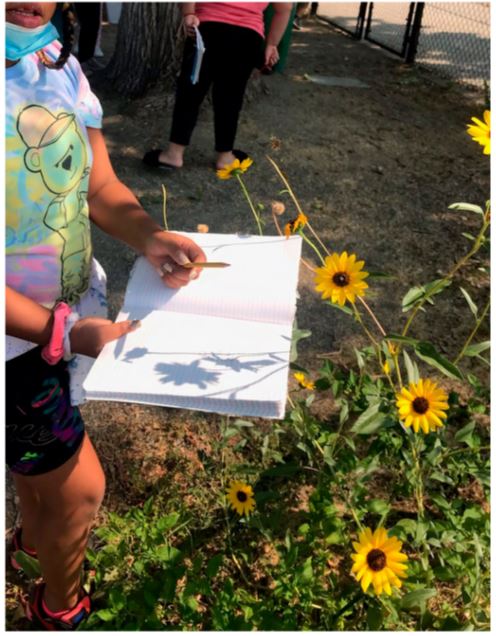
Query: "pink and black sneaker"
25 582 92 631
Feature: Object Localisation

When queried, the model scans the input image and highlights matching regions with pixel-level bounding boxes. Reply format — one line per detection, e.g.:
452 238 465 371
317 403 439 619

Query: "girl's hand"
70 317 141 358
183 13 200 37
144 230 207 289
264 44 280 69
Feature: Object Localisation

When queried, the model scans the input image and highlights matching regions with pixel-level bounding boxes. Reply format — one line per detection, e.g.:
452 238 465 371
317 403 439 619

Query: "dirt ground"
5 12 490 577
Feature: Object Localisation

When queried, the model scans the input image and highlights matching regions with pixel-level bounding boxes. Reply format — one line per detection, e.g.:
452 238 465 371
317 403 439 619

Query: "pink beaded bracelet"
41 301 72 365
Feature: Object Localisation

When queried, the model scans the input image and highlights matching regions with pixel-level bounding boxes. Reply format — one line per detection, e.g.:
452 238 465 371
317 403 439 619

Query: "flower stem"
273 212 317 272
236 174 263 236
266 155 330 256
393 351 403 389
453 298 490 364
299 229 326 265
357 297 387 337
272 211 283 236
352 303 380 349
410 436 425 519
161 184 169 231
402 213 490 338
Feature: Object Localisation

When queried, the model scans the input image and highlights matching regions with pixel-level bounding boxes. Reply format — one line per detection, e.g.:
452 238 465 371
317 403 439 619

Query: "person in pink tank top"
143 2 292 171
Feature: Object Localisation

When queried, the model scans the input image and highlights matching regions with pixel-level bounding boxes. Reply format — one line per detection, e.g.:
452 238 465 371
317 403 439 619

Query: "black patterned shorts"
6 347 85 476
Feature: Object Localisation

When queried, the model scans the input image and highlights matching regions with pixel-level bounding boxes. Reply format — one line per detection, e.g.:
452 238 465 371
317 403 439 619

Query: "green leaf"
338 399 349 424
459 287 478 317
402 280 451 312
12 550 42 578
157 512 180 532
385 334 419 347
206 554 223 578
96 609 116 621
290 322 312 363
402 286 425 311
232 419 255 428
462 232 476 241
403 349 420 384
464 341 490 357
325 300 354 315
350 403 388 435
429 493 451 510
400 588 437 609
367 499 391 515
454 422 476 445
300 556 313 583
109 588 126 610
261 463 300 478
354 347 365 370
156 545 182 564
314 377 331 391
184 595 199 612
449 202 484 215
393 518 417 538
367 271 396 280
414 341 463 380
366 605 384 630
424 278 452 296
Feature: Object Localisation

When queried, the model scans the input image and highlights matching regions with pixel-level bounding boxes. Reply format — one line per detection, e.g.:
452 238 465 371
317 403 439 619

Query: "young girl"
6 2 205 629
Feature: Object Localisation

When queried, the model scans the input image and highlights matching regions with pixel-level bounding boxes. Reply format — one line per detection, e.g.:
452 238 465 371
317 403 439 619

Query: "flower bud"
271 201 285 216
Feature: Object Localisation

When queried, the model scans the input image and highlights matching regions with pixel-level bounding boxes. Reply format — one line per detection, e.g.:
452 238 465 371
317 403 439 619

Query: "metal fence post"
405 2 425 63
356 2 368 40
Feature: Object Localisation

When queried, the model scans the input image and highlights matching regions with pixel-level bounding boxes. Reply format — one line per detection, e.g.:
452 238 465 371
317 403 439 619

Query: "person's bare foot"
216 151 237 170
158 148 184 168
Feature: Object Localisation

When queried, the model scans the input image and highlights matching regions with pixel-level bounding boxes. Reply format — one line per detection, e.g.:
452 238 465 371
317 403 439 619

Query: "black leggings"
74 2 101 63
170 22 265 152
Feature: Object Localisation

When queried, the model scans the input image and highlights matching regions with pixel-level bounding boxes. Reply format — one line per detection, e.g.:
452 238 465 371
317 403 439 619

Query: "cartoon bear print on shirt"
17 104 92 305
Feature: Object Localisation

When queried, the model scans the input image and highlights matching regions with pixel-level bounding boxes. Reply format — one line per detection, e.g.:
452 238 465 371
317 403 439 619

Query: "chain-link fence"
316 2 490 90
316 2 365 38
364 2 414 57
416 3 490 89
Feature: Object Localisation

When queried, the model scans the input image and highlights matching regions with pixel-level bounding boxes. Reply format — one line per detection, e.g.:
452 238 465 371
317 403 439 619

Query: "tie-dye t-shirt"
6 41 102 311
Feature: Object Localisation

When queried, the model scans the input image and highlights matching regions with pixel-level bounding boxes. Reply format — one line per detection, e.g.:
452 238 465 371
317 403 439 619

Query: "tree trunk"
106 2 183 97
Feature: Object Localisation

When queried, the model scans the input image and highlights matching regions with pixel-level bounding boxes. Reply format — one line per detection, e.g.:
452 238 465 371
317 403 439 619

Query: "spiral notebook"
83 233 302 419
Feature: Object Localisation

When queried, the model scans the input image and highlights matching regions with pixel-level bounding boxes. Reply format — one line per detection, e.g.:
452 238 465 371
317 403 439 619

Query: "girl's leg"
14 433 105 612
162 28 214 166
212 26 264 168
11 475 40 552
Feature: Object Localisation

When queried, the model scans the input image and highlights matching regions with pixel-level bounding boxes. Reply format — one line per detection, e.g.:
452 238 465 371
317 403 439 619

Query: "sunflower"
294 371 315 390
284 212 308 237
396 378 449 434
314 252 369 305
226 480 255 516
216 157 253 180
467 110 490 155
351 527 408 595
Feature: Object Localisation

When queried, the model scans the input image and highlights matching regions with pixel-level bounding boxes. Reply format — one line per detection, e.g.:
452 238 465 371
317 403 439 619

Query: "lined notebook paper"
83 233 302 418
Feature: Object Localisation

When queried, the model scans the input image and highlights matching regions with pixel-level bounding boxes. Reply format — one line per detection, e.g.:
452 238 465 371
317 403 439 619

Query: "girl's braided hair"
37 3 75 69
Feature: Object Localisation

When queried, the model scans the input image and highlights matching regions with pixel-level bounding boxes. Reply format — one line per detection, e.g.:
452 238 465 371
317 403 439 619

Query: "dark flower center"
236 491 248 502
332 272 350 287
367 548 386 572
412 397 429 414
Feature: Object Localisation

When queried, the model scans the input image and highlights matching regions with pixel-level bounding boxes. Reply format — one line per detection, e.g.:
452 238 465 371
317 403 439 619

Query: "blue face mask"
6 21 59 61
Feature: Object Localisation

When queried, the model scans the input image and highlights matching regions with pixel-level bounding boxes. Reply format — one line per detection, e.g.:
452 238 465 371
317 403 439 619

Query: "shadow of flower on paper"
155 360 222 389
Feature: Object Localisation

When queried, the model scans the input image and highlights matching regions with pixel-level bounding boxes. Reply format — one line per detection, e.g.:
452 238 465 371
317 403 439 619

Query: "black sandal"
232 149 249 161
142 149 180 170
